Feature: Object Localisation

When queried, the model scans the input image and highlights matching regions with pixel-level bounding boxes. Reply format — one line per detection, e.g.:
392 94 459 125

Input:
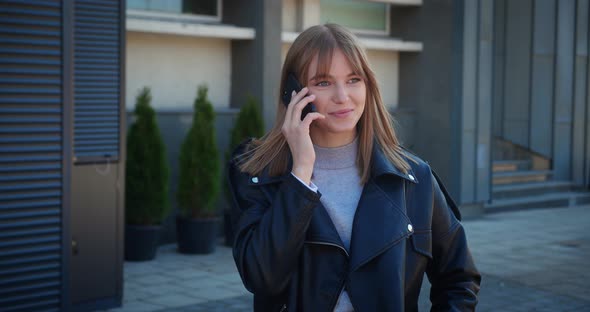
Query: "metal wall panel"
0 1 63 311
530 0 556 158
476 0 493 202
73 0 120 163
492 0 505 138
586 5 590 188
70 0 124 309
460 0 477 204
503 0 533 147
553 0 576 180
572 0 589 185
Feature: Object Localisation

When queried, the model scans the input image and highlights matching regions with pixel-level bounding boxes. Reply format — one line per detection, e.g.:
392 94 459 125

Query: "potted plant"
125 87 170 261
223 95 264 246
176 85 221 254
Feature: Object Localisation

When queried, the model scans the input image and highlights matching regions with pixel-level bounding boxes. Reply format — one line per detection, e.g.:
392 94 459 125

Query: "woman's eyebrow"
309 72 358 81
309 74 330 81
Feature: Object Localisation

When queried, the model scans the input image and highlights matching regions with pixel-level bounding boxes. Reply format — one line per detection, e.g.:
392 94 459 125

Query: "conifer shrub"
125 87 170 225
177 85 220 219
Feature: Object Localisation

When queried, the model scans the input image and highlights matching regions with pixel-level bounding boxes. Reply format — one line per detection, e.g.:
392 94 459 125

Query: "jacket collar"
248 141 418 185
370 142 418 184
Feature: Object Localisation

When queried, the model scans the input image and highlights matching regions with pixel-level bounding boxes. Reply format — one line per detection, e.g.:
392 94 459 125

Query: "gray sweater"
312 137 362 312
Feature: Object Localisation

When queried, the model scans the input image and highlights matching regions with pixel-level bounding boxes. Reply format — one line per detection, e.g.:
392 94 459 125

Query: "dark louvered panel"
73 0 120 162
0 1 63 311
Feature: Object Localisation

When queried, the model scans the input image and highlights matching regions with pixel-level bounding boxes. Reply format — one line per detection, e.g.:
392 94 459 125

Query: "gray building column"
475 0 494 203
460 0 477 205
492 0 505 138
586 8 590 188
553 0 576 181
572 0 589 185
460 0 493 211
503 0 533 147
391 0 461 203
530 0 556 158
223 0 282 129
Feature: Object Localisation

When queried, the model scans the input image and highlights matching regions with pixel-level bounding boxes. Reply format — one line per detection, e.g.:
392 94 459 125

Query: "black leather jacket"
227 143 481 311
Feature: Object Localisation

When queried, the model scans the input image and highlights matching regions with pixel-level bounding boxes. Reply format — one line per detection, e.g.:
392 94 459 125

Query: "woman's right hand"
281 87 325 185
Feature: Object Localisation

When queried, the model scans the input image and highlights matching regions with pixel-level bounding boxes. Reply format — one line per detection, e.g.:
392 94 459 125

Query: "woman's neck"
310 129 357 148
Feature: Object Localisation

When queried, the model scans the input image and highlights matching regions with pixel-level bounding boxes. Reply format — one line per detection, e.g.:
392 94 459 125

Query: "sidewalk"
108 205 590 311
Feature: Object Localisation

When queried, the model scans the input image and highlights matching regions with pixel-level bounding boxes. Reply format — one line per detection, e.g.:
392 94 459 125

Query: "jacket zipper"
279 303 287 312
305 240 350 311
304 240 349 257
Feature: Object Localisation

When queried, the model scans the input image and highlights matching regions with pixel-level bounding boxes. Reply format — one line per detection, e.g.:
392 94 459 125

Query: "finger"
290 87 310 106
291 94 316 124
300 112 325 128
283 90 296 123
285 88 308 124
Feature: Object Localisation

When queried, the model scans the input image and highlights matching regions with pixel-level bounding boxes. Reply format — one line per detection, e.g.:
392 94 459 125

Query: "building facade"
1 0 589 310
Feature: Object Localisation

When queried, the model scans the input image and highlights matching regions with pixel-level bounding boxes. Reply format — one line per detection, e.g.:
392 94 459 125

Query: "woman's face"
306 49 366 147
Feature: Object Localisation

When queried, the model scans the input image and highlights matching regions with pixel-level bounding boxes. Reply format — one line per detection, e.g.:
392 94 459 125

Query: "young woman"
227 24 480 311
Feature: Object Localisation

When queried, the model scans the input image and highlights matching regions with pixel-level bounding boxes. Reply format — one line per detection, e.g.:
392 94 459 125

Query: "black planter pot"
176 216 220 254
125 224 161 261
223 210 234 247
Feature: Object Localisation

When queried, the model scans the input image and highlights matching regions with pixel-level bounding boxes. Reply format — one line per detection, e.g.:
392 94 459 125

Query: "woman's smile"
329 108 354 118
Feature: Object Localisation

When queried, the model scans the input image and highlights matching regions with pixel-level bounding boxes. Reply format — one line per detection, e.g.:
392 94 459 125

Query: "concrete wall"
126 32 231 110
367 50 399 109
282 0 298 31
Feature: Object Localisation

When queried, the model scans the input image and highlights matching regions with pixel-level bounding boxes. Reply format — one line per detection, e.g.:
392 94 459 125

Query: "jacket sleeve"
227 158 321 296
427 169 481 311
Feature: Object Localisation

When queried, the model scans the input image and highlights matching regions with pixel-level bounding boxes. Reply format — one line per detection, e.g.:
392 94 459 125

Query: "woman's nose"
332 84 349 104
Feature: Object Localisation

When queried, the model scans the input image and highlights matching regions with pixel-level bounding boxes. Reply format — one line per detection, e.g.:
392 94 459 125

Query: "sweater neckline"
313 137 358 169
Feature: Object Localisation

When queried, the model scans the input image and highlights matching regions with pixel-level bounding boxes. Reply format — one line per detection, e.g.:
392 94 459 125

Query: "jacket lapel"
348 179 412 271
348 143 417 271
305 201 346 251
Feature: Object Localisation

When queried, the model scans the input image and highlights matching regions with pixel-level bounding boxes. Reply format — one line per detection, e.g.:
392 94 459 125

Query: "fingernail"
292 90 296 96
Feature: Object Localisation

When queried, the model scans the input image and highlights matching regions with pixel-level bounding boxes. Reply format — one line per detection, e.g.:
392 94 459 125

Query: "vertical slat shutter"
74 0 120 163
0 1 63 311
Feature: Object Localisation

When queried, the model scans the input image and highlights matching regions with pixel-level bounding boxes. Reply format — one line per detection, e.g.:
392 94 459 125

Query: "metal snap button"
408 174 415 181
407 224 414 233
251 177 259 183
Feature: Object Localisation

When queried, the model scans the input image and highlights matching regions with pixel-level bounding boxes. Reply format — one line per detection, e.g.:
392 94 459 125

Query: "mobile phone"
281 72 316 120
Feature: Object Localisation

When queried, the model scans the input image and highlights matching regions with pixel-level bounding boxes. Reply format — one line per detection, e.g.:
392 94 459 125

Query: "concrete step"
492 160 531 172
492 170 553 185
485 191 590 214
492 181 576 199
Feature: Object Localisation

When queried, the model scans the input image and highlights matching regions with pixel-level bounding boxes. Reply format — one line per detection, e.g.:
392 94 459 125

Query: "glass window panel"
127 0 148 10
127 0 218 16
150 0 182 13
320 0 387 32
182 0 217 16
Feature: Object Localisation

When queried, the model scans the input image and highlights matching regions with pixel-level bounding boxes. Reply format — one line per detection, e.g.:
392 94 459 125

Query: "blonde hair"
238 23 414 184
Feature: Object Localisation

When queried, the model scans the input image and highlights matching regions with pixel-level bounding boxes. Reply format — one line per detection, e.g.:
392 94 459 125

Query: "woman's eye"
348 78 361 83
316 81 330 87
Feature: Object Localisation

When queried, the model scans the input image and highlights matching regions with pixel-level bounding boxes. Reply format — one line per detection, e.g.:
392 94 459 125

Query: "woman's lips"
330 109 353 118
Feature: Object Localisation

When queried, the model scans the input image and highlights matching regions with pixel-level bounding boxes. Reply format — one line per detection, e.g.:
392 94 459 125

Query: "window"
320 0 389 35
127 0 220 21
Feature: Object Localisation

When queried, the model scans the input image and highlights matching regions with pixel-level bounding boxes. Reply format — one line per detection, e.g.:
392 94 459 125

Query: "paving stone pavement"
108 205 590 311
